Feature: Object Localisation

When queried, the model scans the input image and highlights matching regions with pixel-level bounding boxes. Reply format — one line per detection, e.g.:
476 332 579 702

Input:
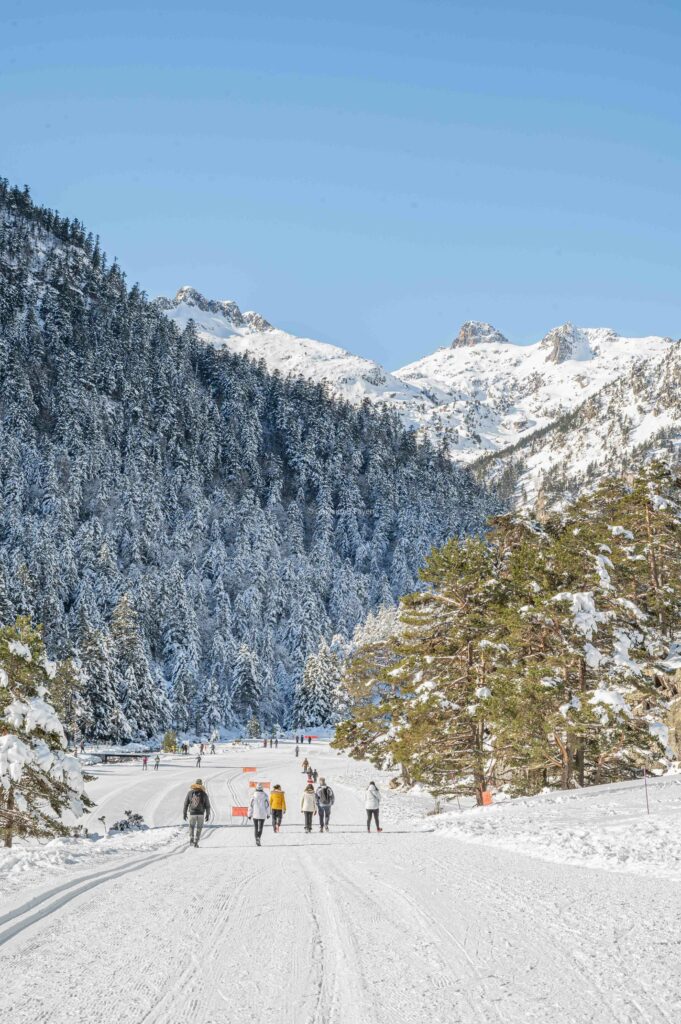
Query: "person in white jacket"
248 783 270 846
300 783 317 833
365 781 382 832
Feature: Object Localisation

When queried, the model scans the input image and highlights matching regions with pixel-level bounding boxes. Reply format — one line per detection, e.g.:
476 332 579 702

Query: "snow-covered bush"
110 810 147 832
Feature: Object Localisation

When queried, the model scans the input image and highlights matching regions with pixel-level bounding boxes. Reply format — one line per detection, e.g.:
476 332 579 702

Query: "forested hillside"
0 180 495 740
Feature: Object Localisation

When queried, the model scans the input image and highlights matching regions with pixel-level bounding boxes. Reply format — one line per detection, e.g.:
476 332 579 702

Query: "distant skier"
270 784 286 832
183 778 211 847
142 755 148 771
366 781 382 832
199 743 205 755
248 783 270 846
315 778 335 832
269 738 273 749
300 784 317 833
210 742 216 754
312 768 318 784
308 736 311 745
153 755 160 771
302 757 310 773
295 745 299 758
196 754 202 768
274 738 278 749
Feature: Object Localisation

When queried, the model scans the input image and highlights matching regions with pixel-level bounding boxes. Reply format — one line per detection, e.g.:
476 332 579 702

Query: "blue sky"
2 0 680 366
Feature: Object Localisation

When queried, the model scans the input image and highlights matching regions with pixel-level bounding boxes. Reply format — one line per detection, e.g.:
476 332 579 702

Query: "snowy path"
2 745 681 1023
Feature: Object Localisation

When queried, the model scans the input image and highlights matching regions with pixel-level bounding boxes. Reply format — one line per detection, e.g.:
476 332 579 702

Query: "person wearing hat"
183 778 211 847
269 784 287 832
315 777 335 832
300 783 317 833
248 783 270 846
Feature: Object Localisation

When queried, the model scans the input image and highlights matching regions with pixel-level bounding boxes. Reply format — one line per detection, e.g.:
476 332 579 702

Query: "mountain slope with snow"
474 339 681 507
160 289 680 503
157 287 436 422
395 321 676 460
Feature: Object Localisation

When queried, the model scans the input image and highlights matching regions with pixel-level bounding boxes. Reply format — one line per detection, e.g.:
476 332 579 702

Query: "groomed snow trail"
1 745 680 1023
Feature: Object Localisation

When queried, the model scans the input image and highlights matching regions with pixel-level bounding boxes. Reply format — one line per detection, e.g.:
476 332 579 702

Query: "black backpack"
189 790 204 812
319 785 332 804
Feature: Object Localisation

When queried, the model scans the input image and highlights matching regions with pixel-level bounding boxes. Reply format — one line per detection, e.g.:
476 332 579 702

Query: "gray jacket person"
315 778 335 832
183 779 211 847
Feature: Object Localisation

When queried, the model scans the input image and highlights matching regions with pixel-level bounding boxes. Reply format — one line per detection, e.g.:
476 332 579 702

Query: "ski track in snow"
1 745 681 1023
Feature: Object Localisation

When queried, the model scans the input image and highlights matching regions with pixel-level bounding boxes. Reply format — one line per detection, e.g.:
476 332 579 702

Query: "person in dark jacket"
183 779 211 847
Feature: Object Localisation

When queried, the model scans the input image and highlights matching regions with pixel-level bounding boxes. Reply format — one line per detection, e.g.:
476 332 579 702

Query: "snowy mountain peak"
539 322 595 364
452 321 509 348
168 284 245 323
242 310 274 332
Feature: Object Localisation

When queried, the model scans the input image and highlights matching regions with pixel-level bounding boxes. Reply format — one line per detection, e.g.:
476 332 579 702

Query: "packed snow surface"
2 741 681 1022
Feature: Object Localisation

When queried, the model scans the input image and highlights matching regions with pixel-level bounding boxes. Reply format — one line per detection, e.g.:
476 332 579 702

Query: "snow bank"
0 825 184 898
433 774 681 878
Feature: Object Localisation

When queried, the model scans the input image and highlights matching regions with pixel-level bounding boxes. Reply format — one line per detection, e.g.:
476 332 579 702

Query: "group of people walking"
181 776 381 847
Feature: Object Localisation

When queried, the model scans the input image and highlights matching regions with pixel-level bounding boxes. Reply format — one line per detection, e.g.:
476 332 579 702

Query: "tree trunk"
3 789 14 848
575 656 587 787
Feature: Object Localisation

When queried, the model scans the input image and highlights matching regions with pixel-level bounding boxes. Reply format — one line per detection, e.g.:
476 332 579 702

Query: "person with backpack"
142 755 148 771
269 784 286 832
183 779 211 847
365 781 382 832
300 783 317 833
153 754 160 771
248 783 270 846
315 778 335 832
301 757 310 773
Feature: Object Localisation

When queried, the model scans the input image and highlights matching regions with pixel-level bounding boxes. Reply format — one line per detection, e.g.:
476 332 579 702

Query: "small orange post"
481 790 493 806
241 766 257 773
231 806 248 817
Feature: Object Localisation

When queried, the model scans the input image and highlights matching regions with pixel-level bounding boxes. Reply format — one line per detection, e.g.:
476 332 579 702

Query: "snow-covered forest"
0 181 496 740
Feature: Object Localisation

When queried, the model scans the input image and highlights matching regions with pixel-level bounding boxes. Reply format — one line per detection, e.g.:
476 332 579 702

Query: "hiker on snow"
312 768 318 784
270 784 287 832
183 778 211 847
248 783 270 846
142 755 148 771
295 745 299 758
366 781 382 832
301 783 317 833
196 753 202 768
302 757 310 773
153 754 160 771
315 778 335 832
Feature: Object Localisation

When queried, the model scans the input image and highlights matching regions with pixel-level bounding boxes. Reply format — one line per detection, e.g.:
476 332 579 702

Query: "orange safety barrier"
241 767 257 773
231 806 249 817
248 780 270 789
481 790 493 806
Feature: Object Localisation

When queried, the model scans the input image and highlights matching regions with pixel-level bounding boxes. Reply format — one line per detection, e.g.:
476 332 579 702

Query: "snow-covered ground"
2 743 681 1022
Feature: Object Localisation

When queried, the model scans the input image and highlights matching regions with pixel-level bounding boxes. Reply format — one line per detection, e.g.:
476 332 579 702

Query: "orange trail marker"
481 791 493 806
242 767 257 773
231 806 248 817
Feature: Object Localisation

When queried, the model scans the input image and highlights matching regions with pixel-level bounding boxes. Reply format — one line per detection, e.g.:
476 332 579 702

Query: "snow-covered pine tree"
0 617 92 847
294 639 345 728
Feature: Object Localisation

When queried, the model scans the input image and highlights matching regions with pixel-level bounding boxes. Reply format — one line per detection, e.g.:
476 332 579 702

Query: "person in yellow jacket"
270 784 287 833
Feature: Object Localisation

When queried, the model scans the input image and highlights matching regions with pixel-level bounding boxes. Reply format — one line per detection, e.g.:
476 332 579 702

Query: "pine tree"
0 617 93 847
